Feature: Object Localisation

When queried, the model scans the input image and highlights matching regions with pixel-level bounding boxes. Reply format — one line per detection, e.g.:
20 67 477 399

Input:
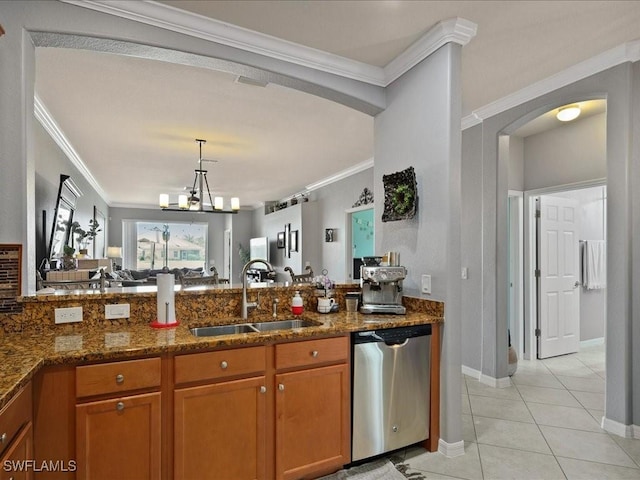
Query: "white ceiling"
34 1 640 209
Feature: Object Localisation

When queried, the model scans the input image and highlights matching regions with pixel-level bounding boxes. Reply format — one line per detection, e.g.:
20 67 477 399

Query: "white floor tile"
556 456 640 479
469 395 534 423
540 425 637 468
511 371 565 389
462 414 477 444
555 374 605 393
587 408 605 424
465 379 522 400
473 416 551 454
461 394 471 415
527 402 603 432
477 444 565 480
611 435 640 468
405 442 483 480
516 384 582 407
571 390 605 410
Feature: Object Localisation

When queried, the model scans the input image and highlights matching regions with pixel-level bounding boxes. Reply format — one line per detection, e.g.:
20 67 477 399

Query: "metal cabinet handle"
115 374 124 384
0 432 6 444
260 386 267 394
311 350 319 358
278 383 285 391
116 401 125 411
220 361 228 369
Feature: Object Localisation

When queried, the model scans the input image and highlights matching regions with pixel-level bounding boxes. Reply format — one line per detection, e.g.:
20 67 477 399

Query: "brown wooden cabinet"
274 337 350 480
0 422 34 480
75 358 162 480
0 383 33 480
173 346 267 480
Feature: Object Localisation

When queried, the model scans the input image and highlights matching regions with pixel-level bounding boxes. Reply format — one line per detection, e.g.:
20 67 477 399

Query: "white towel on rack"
583 240 606 290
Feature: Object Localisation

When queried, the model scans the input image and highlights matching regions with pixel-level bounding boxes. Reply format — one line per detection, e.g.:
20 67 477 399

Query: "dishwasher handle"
353 324 432 344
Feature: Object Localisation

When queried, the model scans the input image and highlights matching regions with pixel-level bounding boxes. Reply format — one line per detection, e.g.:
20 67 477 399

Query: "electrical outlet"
105 304 130 320
55 306 83 324
421 275 431 294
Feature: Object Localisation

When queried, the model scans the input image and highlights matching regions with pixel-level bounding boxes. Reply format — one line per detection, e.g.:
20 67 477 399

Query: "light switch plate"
421 275 431 294
105 304 130 320
461 267 468 279
55 306 83 324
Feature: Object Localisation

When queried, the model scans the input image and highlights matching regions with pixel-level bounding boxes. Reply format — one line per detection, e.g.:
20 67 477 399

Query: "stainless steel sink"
190 324 257 337
190 318 321 337
250 319 320 331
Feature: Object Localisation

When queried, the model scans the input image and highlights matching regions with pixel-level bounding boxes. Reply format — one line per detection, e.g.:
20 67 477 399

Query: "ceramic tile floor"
384 344 640 480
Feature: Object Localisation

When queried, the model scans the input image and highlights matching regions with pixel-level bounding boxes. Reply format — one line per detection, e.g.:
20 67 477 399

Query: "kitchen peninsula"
1 284 442 479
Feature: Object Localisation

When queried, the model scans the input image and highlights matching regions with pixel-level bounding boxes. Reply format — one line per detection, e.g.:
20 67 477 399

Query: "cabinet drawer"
175 346 266 385
76 357 161 398
0 383 32 457
276 336 348 370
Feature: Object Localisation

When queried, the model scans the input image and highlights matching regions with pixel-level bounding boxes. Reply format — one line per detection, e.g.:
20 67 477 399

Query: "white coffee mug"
317 297 335 313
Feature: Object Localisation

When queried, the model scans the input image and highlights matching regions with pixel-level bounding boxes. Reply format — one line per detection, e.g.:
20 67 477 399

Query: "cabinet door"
174 376 267 480
275 364 350 480
0 422 33 480
76 392 161 480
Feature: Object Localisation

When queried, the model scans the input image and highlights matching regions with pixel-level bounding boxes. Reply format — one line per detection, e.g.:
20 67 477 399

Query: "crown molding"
462 39 640 130
305 158 374 192
34 95 110 204
60 1 476 88
384 17 477 85
61 0 386 86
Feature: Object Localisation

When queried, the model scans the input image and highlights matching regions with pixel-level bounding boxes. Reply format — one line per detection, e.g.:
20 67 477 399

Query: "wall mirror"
47 174 82 260
93 206 106 258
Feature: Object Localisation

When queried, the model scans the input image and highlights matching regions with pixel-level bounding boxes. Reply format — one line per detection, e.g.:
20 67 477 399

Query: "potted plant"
70 219 102 256
62 244 76 270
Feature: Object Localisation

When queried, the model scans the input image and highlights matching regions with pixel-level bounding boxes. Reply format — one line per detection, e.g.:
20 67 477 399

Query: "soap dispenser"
291 291 304 315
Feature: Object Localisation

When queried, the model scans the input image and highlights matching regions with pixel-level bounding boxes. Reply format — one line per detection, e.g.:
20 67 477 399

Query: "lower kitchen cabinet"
274 337 350 480
75 392 161 480
275 364 350 480
174 376 267 480
0 422 33 480
0 383 33 480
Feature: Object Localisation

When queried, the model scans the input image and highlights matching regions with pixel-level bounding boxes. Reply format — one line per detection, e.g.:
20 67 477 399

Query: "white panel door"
537 195 580 359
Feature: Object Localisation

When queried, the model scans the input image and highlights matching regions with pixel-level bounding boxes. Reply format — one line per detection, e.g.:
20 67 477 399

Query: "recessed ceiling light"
556 105 581 122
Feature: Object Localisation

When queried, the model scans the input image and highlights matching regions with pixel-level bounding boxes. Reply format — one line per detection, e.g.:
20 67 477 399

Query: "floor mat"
317 459 407 480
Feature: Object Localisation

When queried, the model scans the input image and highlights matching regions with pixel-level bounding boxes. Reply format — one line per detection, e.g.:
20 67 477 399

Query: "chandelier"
159 139 239 214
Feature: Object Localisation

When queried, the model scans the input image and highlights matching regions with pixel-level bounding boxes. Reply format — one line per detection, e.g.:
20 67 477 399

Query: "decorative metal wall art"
352 188 374 208
382 166 417 222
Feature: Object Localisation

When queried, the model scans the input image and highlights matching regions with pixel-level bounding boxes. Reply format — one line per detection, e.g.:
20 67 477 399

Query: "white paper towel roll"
156 273 176 324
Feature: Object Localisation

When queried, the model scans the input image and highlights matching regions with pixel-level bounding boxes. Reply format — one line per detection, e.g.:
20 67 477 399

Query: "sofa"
112 267 205 286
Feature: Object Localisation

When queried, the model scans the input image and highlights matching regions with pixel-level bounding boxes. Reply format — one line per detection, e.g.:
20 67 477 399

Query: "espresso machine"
360 265 407 314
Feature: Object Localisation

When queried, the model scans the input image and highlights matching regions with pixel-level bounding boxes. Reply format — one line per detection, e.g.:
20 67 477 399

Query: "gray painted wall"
374 44 463 446
313 168 373 282
508 136 524 191
524 113 606 190
34 119 109 266
461 63 637 428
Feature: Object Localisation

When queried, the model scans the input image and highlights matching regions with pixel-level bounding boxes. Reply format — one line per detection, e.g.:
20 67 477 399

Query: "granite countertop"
0 310 441 410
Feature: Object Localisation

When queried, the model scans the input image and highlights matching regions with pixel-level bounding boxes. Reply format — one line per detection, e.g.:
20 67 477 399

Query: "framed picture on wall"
325 228 336 242
290 230 298 252
277 231 285 249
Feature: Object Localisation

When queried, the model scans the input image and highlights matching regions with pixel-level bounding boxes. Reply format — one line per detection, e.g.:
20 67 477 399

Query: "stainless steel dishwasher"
351 324 431 462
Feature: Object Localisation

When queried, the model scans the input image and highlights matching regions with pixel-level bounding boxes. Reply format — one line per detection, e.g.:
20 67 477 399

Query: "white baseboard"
461 365 481 380
601 416 634 437
480 374 512 388
461 365 511 387
634 425 640 439
580 337 605 348
438 439 465 458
